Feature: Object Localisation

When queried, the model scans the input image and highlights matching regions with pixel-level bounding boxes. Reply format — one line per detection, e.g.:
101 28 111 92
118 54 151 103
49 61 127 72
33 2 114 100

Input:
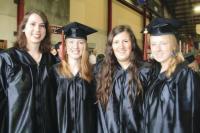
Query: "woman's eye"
160 42 167 45
69 41 73 44
30 23 35 26
79 41 85 45
113 41 118 45
39 24 45 28
123 40 129 43
67 40 73 44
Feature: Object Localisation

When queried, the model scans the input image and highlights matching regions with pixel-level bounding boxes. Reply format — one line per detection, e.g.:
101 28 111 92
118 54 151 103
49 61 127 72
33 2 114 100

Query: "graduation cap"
53 42 61 50
57 22 97 60
185 54 195 64
56 22 97 40
144 18 183 36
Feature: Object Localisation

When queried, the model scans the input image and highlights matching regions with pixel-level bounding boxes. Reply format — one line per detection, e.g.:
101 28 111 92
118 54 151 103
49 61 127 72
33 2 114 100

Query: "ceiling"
161 0 200 36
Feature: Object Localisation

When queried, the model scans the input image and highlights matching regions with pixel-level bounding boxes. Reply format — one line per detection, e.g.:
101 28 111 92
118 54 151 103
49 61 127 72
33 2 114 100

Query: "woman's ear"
150 52 154 59
171 50 177 57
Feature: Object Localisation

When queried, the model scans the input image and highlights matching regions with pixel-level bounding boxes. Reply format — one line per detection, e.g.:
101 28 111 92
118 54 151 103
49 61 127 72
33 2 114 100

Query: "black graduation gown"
97 65 141 133
50 64 97 133
140 62 200 133
0 48 58 133
139 61 161 95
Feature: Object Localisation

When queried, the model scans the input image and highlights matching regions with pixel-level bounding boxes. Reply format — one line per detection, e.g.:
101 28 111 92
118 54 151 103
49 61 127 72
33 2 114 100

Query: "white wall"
112 0 143 49
0 0 17 48
0 0 149 53
48 0 108 54
69 0 108 54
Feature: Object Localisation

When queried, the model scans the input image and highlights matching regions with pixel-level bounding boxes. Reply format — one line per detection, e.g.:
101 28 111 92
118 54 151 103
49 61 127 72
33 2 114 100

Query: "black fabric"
139 61 161 94
49 64 97 133
96 64 142 133
185 55 195 64
145 18 182 36
0 47 58 133
56 22 97 39
140 62 200 133
54 42 61 50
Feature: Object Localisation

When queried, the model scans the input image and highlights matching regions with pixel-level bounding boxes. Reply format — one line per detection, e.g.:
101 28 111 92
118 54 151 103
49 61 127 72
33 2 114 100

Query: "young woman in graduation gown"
49 22 97 133
0 10 58 133
140 18 200 133
95 25 143 133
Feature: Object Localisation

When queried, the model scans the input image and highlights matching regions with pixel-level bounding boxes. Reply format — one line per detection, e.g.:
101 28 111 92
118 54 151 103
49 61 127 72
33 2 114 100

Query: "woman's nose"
34 24 40 31
118 41 125 48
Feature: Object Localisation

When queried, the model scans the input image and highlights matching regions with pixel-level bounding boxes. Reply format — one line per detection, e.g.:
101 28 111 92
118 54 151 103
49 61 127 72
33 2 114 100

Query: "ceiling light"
194 5 200 13
196 24 200 34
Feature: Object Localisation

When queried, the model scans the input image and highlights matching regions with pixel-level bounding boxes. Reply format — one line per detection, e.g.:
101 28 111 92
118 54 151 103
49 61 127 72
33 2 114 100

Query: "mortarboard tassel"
143 28 148 61
60 30 66 60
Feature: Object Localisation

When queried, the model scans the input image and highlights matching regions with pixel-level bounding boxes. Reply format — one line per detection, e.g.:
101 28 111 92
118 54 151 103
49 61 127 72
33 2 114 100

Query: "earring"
171 51 177 57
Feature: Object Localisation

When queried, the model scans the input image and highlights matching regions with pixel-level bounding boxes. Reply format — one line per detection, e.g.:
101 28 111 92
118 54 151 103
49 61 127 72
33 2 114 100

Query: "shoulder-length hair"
162 34 184 77
57 38 92 82
96 25 143 106
14 9 51 53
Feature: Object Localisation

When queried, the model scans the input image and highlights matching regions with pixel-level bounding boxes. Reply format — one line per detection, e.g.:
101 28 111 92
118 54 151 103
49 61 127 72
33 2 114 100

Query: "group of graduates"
0 9 200 133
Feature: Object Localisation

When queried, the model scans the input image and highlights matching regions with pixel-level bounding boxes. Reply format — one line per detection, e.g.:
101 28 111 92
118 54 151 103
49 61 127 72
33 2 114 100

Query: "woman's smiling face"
24 13 46 45
150 34 176 64
112 31 132 65
66 38 86 60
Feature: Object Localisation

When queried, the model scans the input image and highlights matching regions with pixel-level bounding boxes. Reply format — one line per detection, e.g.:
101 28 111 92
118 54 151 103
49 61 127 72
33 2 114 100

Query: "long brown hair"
14 9 51 53
96 25 143 106
57 38 92 82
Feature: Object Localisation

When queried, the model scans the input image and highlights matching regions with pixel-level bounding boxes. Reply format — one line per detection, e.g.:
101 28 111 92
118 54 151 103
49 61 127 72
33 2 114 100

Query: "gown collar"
157 62 186 80
15 48 46 65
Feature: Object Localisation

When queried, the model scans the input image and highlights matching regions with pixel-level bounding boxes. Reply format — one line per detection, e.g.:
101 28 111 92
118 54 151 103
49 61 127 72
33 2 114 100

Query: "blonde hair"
161 35 184 77
57 40 92 82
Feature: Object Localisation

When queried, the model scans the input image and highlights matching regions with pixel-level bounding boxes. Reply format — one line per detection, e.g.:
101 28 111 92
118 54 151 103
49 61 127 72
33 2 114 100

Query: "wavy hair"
14 9 51 53
96 25 143 106
57 39 92 82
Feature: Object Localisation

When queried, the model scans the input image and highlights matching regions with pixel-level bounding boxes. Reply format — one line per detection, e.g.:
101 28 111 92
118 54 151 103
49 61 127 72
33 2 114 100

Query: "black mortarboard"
185 55 195 64
56 22 97 40
54 42 61 50
144 18 183 36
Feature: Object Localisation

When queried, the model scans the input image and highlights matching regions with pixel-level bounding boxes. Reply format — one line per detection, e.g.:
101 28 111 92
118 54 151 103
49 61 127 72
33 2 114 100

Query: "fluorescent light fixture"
196 24 200 34
194 5 200 13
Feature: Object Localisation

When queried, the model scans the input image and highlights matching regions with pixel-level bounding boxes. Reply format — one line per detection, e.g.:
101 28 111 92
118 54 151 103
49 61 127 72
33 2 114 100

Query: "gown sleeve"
139 61 160 93
86 80 97 133
176 69 200 133
97 102 108 133
47 65 59 131
48 66 58 94
138 62 152 92
0 55 8 132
